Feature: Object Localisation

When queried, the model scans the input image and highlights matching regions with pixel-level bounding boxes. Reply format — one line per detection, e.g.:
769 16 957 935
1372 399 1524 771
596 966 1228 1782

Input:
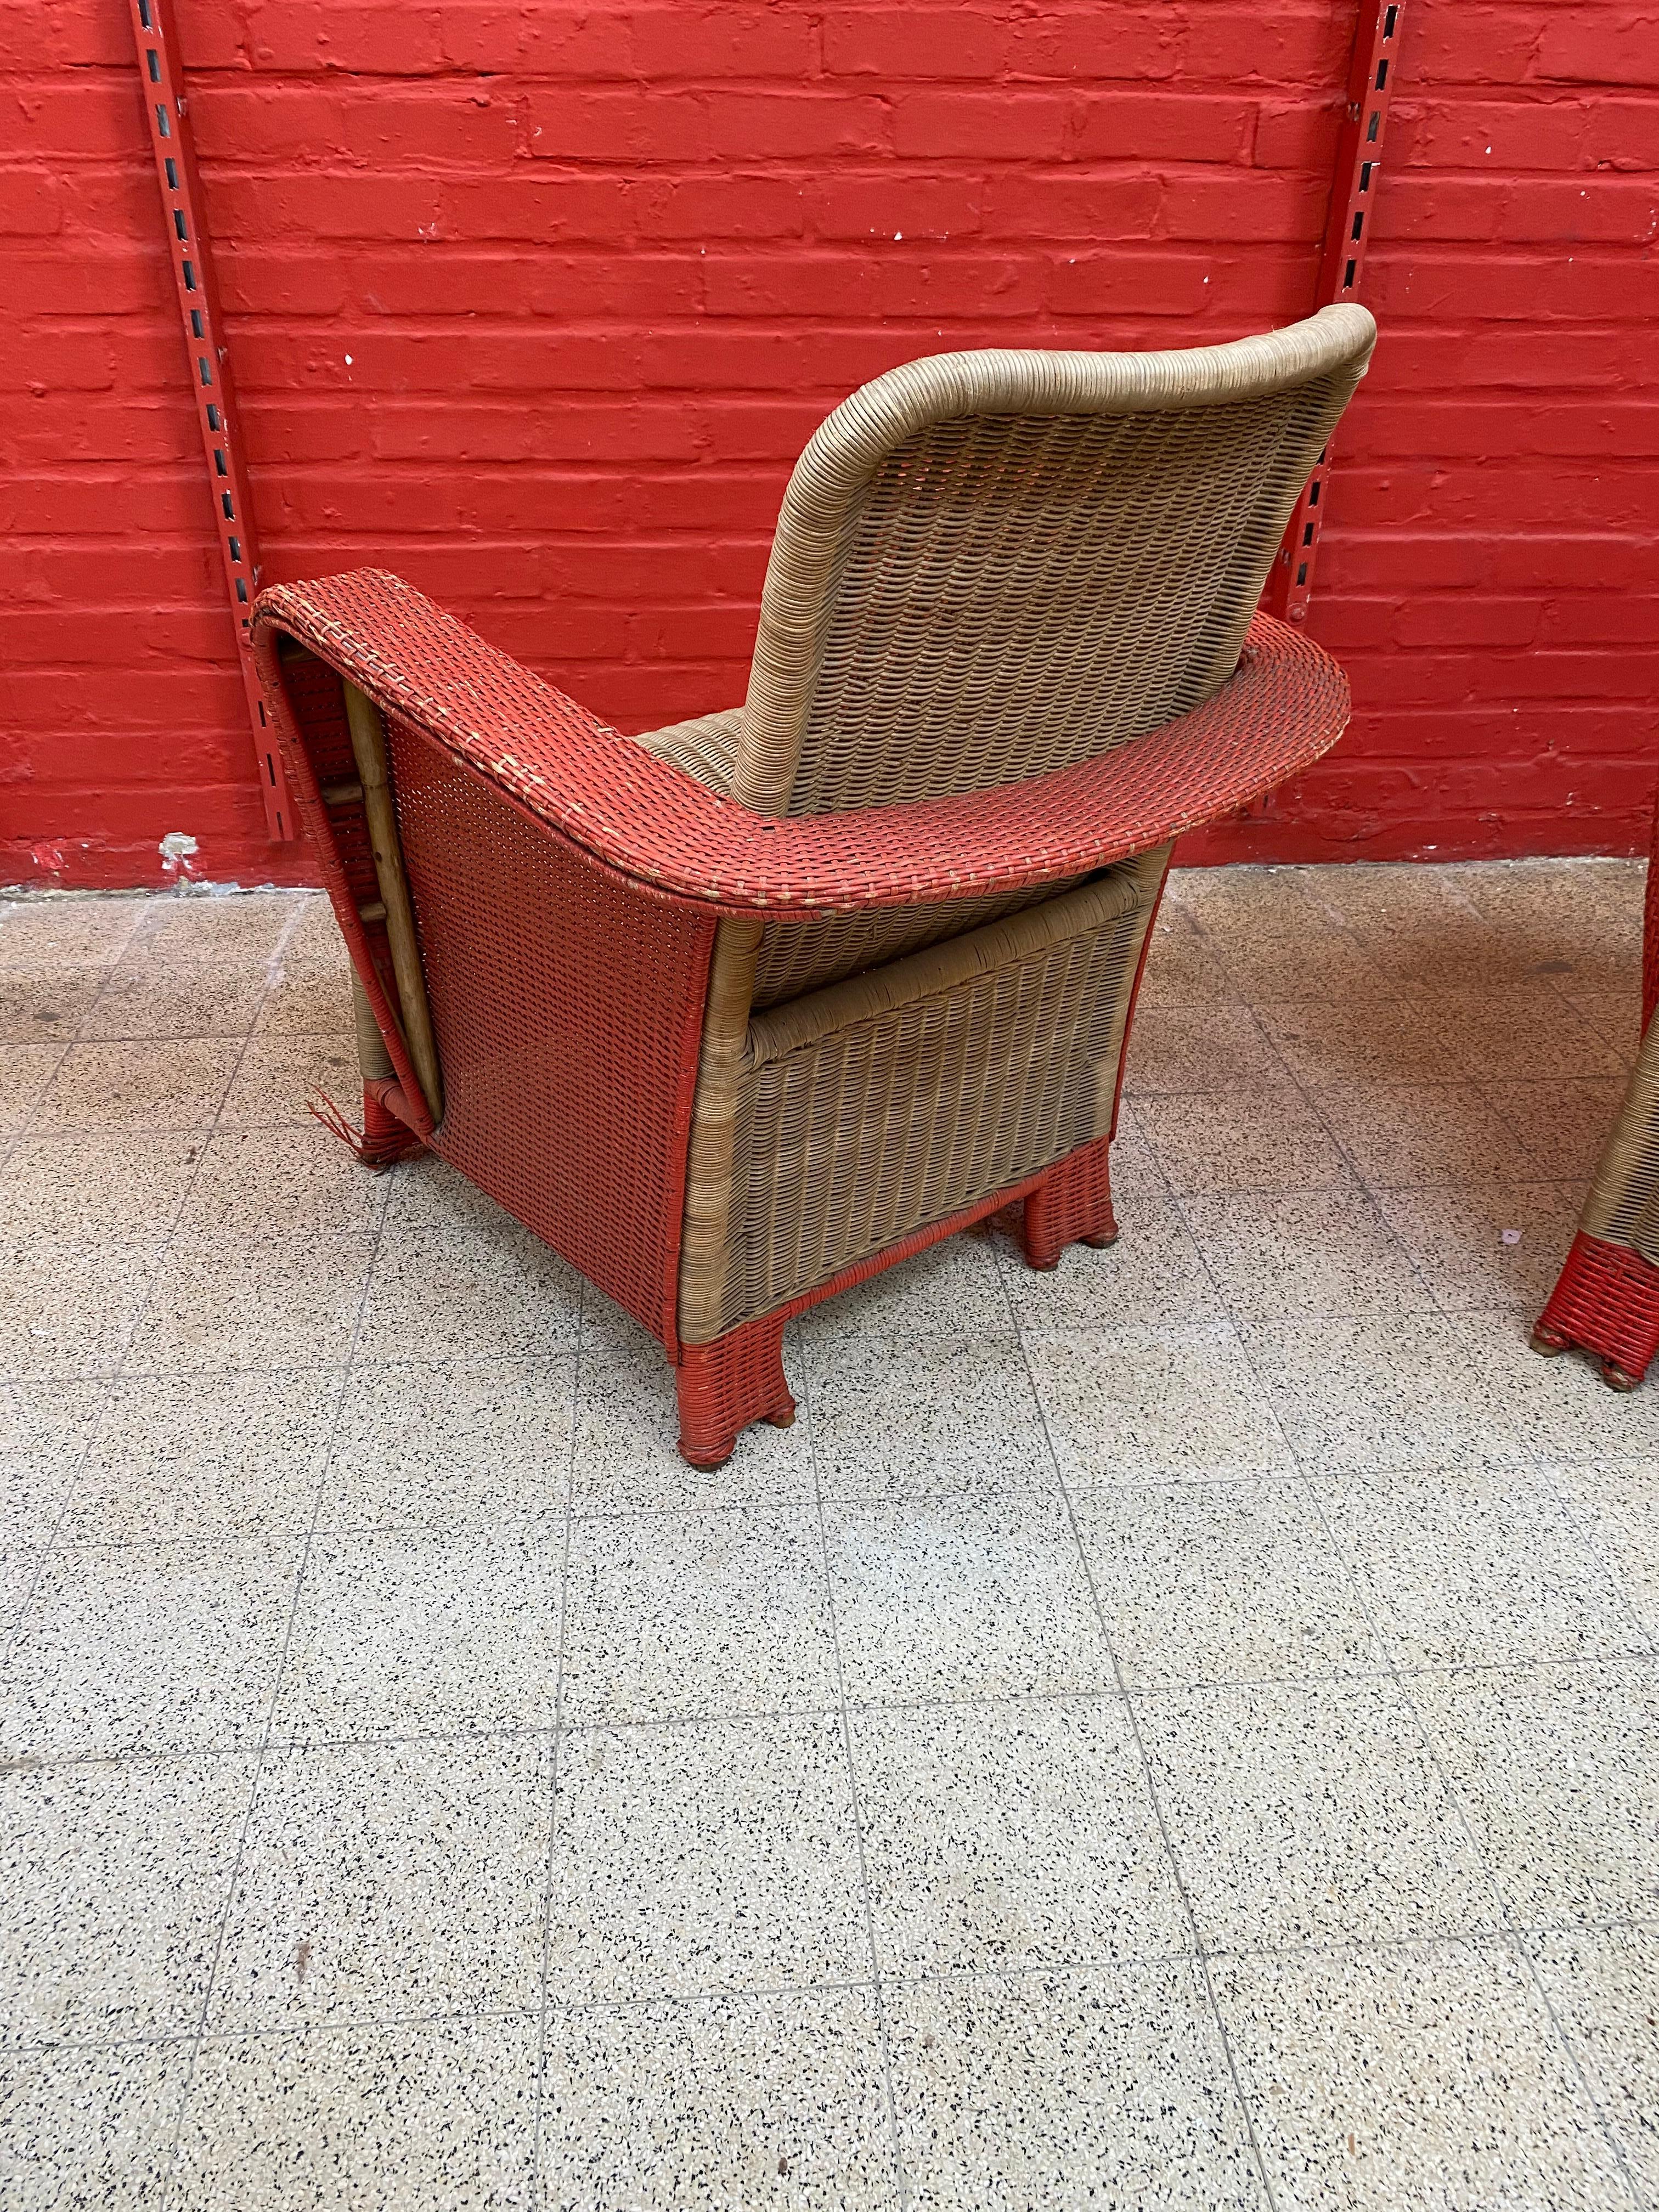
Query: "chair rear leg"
675 1314 797 1469
1533 1231 1659 1392
1021 1135 1118 1271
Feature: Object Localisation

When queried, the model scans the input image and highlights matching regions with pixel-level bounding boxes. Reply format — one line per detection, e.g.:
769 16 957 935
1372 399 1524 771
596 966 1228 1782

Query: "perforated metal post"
128 0 295 839
1265 0 1405 623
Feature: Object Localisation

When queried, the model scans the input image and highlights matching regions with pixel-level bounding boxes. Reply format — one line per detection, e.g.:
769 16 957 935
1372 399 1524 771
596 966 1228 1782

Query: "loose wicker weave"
1534 803 1659 1389
254 304 1375 1465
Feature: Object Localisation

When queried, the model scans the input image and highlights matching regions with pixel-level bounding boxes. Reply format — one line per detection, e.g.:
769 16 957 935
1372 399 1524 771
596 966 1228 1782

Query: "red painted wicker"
252 319 1372 1465
1533 801 1659 1391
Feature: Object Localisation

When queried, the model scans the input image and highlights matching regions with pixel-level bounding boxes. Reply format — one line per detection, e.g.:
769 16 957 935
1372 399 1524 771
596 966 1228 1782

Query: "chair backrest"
728 303 1375 818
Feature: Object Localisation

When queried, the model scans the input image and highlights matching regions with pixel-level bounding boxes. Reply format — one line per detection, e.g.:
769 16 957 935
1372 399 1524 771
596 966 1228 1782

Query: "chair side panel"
386 718 718 1350
708 845 1169 1336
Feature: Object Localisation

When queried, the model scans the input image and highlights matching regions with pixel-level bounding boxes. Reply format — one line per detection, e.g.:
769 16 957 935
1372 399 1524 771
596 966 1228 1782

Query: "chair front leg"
1020 1135 1118 1271
675 1315 797 1468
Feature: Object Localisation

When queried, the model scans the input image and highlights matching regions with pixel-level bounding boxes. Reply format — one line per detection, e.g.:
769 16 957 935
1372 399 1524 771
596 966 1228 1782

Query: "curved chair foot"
1081 1231 1119 1250
675 1317 794 1468
1021 1136 1118 1271
1601 1359 1643 1393
1530 1324 1571 1357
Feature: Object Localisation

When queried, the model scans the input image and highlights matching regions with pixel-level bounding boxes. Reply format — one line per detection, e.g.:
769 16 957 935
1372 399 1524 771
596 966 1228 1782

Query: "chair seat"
634 704 1075 1009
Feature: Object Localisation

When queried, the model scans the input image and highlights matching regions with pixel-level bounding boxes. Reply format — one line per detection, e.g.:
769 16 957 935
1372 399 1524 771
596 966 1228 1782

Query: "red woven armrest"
253 568 1350 916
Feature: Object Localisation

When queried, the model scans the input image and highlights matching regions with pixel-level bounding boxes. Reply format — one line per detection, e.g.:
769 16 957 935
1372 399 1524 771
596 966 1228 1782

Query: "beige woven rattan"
654 306 1375 1338
253 303 1374 1463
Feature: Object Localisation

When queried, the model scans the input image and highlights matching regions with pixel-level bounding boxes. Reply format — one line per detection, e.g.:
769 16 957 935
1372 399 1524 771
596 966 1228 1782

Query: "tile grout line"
151 902 394 2210
528 1273 585 2201
795 1332 915 2211
1181 998 1655 2212
991 1227 1286 2212
4 900 326 1676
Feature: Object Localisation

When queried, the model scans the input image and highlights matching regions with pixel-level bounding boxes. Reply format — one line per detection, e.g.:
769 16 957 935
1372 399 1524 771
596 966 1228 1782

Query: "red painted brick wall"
4 2 1656 889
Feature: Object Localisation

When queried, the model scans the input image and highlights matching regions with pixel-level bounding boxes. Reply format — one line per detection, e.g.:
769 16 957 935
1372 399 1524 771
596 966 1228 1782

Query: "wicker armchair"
254 303 1375 1466
1533 804 1659 1389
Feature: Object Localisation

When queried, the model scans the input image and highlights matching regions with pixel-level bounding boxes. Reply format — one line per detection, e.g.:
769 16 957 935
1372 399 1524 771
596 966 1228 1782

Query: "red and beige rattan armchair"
1533 803 1659 1389
254 303 1375 1466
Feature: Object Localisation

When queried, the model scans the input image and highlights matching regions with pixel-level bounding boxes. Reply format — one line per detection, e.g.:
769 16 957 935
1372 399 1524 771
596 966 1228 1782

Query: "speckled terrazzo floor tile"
0 897 145 967
1135 921 1240 1008
0 2038 188 2211
852 1699 1187 1977
211 1736 549 2028
0 1554 41 1646
1180 1184 1435 1322
1121 1002 1286 1097
0 1381 107 1548
319 1361 573 1533
76 958 267 1042
1455 857 1642 948
217 1034 358 1128
1510 1334 1659 1463
1094 1104 1170 1201
0 1131 202 1240
568 1347 816 1517
1256 996 1470 1091
1209 923 1391 1005
807 1330 1054 1502
63 1371 337 1543
1132 1081 1350 1194
886 1960 1267 2212
1214 1940 1634 2212
822 1492 1112 1705
1023 1321 1293 1486
538 1988 898 2212
1240 1312 1565 1475
562 1507 836 1725
0 1043 66 1133
0 1753 255 2039
1436 987 1633 1083
0 1538 302 1758
380 1154 519 1236
122 1232 377 1374
176 1125 392 1239
1074 1477 1383 1688
1483 1077 1629 1181
1527 1928 1659 2202
128 892 305 968
29 1039 242 1132
354 1222 583 1366
1322 1465 1648 1669
1559 988 1641 1055
253 950 353 1038
1136 1678 1504 1950
272 1531 562 1742
1550 1460 1659 1639
790 1228 1011 1349
0 965 106 1043
1374 1178 1583 1313
1316 1081 1537 1188
1412 1661 1659 1928
545 1716 865 2004
0 1238 160 1379
1164 862 1325 934
995 1195 1223 1334
177 2016 539 2211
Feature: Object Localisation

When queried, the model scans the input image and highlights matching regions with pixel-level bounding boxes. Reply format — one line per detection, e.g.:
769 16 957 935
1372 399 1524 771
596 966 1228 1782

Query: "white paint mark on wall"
159 831 199 882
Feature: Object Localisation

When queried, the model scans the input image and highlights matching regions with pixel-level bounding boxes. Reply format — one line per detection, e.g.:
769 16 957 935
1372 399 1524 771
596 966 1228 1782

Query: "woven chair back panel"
712 849 1166 1334
385 717 716 1345
774 381 1345 818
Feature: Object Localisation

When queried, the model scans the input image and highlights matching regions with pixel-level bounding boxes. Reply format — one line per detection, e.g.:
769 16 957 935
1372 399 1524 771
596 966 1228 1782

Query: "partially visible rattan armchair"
254 303 1375 1465
1534 804 1659 1388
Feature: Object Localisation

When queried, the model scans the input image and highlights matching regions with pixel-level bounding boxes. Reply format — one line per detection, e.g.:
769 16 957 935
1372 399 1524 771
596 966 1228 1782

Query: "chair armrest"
253 567 1350 917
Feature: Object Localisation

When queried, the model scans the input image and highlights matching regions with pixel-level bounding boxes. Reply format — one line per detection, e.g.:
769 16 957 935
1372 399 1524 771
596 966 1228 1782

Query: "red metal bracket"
127 0 295 839
1265 0 1404 623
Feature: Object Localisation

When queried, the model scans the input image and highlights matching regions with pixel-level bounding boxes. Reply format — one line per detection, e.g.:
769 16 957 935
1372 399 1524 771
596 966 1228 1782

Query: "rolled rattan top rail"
253 568 1350 918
